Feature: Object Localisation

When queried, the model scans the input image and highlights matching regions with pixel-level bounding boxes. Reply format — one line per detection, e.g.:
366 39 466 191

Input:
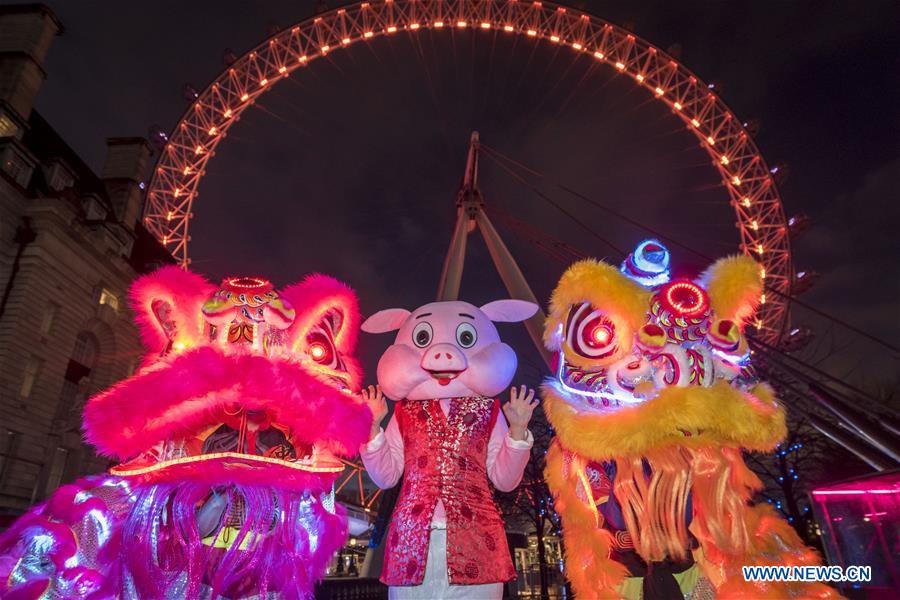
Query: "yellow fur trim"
543 380 786 461
545 442 628 598
544 260 649 348
700 255 763 325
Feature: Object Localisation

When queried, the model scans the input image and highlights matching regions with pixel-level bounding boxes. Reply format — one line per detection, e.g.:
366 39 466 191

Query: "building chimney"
102 137 151 232
0 4 62 134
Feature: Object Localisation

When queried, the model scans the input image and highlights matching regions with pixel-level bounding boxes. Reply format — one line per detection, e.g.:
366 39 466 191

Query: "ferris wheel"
142 0 794 345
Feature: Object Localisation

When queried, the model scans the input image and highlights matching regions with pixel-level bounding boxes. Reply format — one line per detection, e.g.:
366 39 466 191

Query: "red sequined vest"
381 397 517 586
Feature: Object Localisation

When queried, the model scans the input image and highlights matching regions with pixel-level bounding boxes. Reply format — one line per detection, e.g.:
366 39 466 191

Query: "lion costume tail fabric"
0 477 347 599
546 443 838 599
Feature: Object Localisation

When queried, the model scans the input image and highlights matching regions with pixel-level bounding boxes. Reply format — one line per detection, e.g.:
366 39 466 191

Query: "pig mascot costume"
360 300 539 599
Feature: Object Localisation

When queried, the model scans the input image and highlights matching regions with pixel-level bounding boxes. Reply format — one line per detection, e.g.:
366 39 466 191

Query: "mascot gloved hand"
0 268 373 599
360 299 539 600
541 241 839 599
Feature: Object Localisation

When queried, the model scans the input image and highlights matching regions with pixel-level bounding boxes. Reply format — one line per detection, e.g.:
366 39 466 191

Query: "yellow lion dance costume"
542 240 837 599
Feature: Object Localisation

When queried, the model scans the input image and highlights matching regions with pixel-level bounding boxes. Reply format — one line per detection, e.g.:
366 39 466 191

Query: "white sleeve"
486 408 533 492
359 414 405 489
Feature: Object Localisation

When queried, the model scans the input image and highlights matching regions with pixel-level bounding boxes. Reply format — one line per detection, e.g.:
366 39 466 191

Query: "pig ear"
480 300 539 323
362 308 411 333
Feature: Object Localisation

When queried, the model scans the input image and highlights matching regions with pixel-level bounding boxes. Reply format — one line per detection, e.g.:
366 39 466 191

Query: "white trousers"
388 529 504 600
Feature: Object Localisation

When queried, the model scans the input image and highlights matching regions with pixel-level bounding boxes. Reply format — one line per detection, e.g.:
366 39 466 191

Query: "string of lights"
480 142 715 262
488 206 588 265
750 339 899 417
480 142 900 358
481 151 624 256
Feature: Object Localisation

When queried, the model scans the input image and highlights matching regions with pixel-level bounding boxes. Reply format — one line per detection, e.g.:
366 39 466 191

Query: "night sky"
33 1 900 393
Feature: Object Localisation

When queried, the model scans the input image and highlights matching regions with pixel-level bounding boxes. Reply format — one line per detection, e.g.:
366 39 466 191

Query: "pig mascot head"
362 300 538 400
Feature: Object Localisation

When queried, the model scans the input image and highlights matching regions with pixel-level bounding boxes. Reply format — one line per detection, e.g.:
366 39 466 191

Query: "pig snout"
420 343 468 378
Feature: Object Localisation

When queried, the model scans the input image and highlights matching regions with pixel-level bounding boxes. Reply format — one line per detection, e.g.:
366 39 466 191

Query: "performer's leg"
388 528 448 600
388 529 503 600
445 581 503 599
434 529 502 600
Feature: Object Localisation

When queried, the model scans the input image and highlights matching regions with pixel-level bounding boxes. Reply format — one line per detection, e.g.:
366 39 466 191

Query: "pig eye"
456 323 477 348
412 322 433 348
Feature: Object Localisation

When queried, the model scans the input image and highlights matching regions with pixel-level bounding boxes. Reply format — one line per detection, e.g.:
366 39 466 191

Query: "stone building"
0 4 172 524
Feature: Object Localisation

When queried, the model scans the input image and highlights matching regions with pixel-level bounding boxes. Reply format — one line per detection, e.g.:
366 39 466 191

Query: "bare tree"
495 407 560 600
746 417 828 545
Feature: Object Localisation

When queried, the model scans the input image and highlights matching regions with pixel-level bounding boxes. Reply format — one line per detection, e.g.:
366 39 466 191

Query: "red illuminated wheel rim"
143 0 792 343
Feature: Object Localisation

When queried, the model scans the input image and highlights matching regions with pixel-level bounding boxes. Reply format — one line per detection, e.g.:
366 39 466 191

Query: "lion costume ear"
280 274 361 355
544 259 649 354
129 266 215 353
699 255 763 326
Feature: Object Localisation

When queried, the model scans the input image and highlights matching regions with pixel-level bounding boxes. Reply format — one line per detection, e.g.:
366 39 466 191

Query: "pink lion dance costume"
0 267 372 599
360 299 538 600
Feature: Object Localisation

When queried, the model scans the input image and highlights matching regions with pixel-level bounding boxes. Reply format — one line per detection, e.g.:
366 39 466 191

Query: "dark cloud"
800 155 900 376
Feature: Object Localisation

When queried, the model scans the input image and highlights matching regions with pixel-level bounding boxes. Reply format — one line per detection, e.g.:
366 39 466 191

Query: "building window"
82 194 108 221
55 332 99 433
0 113 18 138
59 379 79 402
19 356 43 398
57 379 82 427
45 162 75 191
97 288 119 312
0 430 22 490
71 332 99 368
44 447 70 495
39 303 59 337
2 148 33 187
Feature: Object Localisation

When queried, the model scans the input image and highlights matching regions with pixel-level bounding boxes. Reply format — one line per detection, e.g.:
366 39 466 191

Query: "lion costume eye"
456 322 477 348
412 322 433 348
306 331 336 367
566 303 618 360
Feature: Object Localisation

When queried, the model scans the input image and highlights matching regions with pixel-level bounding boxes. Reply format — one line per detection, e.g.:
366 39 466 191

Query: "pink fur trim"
130 266 215 353
84 347 372 460
281 274 361 354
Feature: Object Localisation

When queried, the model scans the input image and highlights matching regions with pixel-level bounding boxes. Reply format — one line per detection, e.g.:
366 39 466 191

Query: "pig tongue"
429 371 461 386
